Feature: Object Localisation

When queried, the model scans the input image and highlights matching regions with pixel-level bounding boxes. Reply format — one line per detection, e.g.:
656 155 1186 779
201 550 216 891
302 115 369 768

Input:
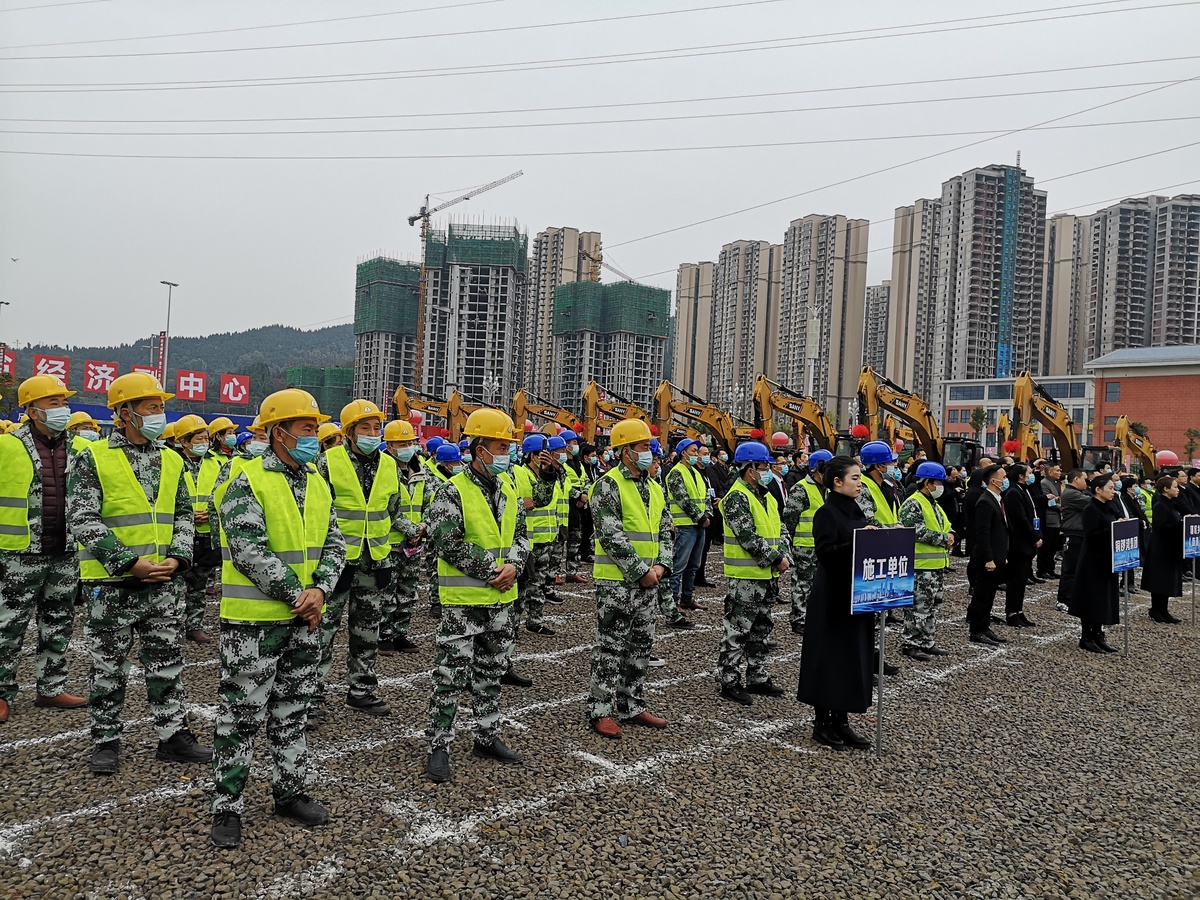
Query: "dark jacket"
963 476 986 546
971 490 1008 567
1143 493 1184 597
1005 484 1040 557
1040 477 1063 528
1059 485 1090 535
796 490 873 713
1069 499 1121 625
1180 482 1200 516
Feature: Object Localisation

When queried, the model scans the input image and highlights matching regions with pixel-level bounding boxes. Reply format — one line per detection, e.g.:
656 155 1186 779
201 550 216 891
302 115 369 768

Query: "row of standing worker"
2 372 1193 851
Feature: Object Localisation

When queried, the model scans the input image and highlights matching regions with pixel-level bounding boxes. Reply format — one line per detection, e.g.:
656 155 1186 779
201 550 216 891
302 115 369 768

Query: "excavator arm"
512 389 582 435
1115 416 1157 478
394 386 477 442
857 366 945 461
582 381 653 445
1013 371 1082 468
654 381 755 457
752 375 838 451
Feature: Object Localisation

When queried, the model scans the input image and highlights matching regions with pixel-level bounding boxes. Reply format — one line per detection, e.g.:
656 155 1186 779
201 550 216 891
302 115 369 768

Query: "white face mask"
931 485 944 500
188 442 210 457
77 429 100 442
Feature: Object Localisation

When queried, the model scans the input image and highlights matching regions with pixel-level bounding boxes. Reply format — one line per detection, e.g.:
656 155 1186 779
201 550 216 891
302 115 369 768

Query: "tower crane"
407 170 524 386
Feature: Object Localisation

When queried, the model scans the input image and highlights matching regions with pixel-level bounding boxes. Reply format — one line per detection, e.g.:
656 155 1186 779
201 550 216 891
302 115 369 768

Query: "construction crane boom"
407 170 524 388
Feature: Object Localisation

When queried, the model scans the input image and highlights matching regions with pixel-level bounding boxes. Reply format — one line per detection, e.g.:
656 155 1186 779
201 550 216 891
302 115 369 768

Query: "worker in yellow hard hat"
318 422 342 454
586 418 673 739
378 418 428 655
66 410 103 454
209 387 344 849
424 408 528 783
66 371 211 775
208 417 239 460
0 374 87 725
173 413 221 644
309 399 405 721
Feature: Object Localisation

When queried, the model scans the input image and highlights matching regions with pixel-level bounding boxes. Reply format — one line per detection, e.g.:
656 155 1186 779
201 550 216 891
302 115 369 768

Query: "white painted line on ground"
571 749 618 770
253 855 347 899
0 704 218 754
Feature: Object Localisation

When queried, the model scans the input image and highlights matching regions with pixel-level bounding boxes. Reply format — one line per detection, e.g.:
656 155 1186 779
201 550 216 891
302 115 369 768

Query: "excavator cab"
834 434 860 458
1079 445 1114 472
942 437 981 472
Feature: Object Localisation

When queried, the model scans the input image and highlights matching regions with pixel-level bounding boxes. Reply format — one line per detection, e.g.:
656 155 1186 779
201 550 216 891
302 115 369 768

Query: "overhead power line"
0 0 109 12
3 1 1196 92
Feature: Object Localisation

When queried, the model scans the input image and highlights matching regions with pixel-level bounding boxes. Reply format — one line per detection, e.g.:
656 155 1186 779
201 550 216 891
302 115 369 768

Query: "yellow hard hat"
161 421 178 441
107 371 173 410
609 418 653 449
18 374 76 407
463 408 515 441
67 411 100 431
174 413 208 439
383 419 416 442
207 416 235 436
257 388 329 430
340 399 385 432
317 422 341 443
0 421 11 434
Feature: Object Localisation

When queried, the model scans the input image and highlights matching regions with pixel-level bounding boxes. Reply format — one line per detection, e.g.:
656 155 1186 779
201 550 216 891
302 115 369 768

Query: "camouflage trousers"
381 552 420 642
566 505 592 575
427 602 514 751
212 620 319 814
789 547 817 630
426 550 441 613
515 541 554 633
588 581 656 722
316 565 387 704
718 578 775 688
87 583 187 744
657 580 685 624
180 564 217 633
0 551 78 701
903 568 944 651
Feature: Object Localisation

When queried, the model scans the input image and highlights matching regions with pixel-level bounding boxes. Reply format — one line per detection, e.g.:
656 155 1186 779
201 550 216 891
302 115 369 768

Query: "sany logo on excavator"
682 405 706 418
892 398 910 410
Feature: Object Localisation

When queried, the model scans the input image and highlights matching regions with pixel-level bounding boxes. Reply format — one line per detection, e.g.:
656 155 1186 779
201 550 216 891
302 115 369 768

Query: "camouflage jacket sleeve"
856 487 876 521
531 473 555 507
66 447 137 576
391 479 421 539
166 460 195 568
508 496 531 576
219 471 305 603
311 501 347 598
655 494 675 572
899 495 948 547
780 480 810 538
666 466 706 523
426 481 501 582
724 487 783 568
589 472 653 583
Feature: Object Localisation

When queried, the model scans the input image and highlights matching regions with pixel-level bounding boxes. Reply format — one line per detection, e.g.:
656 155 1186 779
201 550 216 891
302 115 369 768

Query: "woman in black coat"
797 456 873 752
1003 463 1041 625
1069 473 1122 653
1143 476 1184 624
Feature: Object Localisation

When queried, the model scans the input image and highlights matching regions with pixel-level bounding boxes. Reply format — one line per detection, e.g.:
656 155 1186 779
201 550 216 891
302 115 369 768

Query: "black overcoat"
1069 499 1121 625
1143 494 1184 597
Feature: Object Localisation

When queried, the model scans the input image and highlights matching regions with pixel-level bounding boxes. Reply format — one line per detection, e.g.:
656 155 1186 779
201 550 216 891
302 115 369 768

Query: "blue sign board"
1184 515 1200 561
851 527 916 614
1111 519 1141 574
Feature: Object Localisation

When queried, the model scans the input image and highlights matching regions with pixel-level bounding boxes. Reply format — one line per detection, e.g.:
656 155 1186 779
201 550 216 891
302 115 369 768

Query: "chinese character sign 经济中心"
1184 515 1200 561
1111 518 1141 573
851 526 916 614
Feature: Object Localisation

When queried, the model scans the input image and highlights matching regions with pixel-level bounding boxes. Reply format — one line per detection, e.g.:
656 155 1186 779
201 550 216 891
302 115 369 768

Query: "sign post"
1184 515 1200 627
1111 519 1140 657
851 526 916 757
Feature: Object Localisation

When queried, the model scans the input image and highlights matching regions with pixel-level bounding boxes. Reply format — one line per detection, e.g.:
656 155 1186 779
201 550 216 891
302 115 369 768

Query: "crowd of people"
0 371 1194 850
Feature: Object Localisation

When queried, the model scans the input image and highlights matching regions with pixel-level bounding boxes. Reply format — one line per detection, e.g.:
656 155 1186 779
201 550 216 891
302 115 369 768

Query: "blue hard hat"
458 439 469 450
522 434 548 454
675 438 697 456
650 439 662 456
425 436 445 452
236 432 254 448
915 461 948 481
809 449 833 466
561 430 580 443
547 435 568 451
733 441 772 464
859 440 896 466
435 444 462 463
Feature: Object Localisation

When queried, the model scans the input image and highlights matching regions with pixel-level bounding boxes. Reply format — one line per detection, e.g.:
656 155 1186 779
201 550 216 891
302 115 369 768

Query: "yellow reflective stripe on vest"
78 439 183 581
792 479 825 548
668 463 707 527
720 479 782 580
1137 487 1153 525
593 469 665 582
436 473 518 605
863 476 899 526
326 445 399 562
0 434 34 551
910 491 950 570
183 454 224 535
218 458 332 621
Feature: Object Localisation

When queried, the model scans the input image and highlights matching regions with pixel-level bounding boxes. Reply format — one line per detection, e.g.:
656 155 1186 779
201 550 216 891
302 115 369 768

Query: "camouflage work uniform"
899 491 950 651
0 425 80 705
67 432 196 745
179 452 227 634
425 464 529 752
211 450 346 815
381 464 426 644
587 463 674 723
314 449 405 706
424 467 453 617
717 481 787 689
781 477 822 631
563 458 591 575
516 466 557 633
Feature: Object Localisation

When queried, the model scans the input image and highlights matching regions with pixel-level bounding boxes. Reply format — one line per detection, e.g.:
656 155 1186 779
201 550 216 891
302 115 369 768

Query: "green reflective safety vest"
862 476 899 526
593 468 665 583
1136 486 1153 525
217 458 332 622
511 464 534 500
78 438 184 581
910 491 950 570
182 454 225 535
326 445 398 563
792 478 825 549
437 472 518 606
389 479 427 547
556 472 569 528
669 462 708 527
720 478 781 580
71 435 95 454
0 434 34 551
526 475 565 546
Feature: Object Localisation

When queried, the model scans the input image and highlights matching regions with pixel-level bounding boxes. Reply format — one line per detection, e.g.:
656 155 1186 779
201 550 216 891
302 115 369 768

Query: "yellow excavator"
512 389 583 436
751 375 838 451
581 381 654 445
1011 371 1110 470
856 367 981 470
393 385 479 443
1114 415 1157 478
653 381 756 457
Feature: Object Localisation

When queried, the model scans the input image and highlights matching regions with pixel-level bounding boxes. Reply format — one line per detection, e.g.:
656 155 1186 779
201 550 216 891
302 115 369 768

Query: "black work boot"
211 811 242 849
472 737 523 764
426 748 451 783
274 794 329 826
90 740 120 775
812 710 848 751
835 712 871 750
156 728 213 764
500 667 533 688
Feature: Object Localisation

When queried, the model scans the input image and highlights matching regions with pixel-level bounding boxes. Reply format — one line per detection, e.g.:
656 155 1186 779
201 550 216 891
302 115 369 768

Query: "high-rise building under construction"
353 256 421 411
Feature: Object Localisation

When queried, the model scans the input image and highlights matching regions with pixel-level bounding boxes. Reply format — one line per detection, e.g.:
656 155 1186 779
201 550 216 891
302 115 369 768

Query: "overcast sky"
1 0 1197 348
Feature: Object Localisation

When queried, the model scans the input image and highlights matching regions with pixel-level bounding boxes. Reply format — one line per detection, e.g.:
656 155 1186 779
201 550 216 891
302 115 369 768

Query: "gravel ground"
1 568 1198 899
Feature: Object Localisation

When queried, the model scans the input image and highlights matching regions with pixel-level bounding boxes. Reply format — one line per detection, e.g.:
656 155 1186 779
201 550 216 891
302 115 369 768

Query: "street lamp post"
160 280 178 386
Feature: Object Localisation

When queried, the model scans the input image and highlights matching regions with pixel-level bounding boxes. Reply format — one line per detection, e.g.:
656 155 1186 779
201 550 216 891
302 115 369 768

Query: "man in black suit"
967 465 1009 646
962 462 992 588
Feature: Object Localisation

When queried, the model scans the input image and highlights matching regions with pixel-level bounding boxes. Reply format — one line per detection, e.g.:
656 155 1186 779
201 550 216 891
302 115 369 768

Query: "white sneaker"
648 655 667 668
1055 602 1069 613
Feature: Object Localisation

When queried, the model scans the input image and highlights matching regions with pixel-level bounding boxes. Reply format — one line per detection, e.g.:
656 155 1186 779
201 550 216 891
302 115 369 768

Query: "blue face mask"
485 447 511 475
396 446 417 462
38 406 72 433
450 465 464 477
222 434 238 449
508 445 520 462
889 467 903 482
718 453 728 463
285 433 319 465
780 465 790 477
462 452 472 463
1026 473 1035 485
634 450 654 471
1002 478 1010 491
136 412 167 441
759 469 774 487
355 435 382 455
